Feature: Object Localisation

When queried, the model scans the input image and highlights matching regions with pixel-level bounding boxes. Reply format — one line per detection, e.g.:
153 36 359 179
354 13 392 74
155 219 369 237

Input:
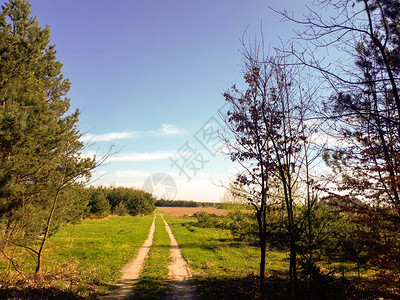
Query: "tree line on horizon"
154 198 226 208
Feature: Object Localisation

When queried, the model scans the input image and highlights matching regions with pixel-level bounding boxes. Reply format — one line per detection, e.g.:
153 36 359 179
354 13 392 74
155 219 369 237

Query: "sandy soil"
157 206 229 217
161 214 197 300
102 216 156 300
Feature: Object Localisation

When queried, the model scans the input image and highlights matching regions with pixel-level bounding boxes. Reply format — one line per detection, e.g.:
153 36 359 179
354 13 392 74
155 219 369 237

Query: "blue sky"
29 0 311 202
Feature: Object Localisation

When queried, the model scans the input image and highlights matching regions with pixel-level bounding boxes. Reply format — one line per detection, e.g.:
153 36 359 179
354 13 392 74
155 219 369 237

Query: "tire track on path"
103 216 156 300
161 214 197 300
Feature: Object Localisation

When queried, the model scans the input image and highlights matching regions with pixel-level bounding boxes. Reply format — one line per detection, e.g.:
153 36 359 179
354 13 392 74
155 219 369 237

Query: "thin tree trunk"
35 189 60 274
256 207 267 300
289 223 297 299
305 155 313 300
260 241 266 278
286 201 297 299
281 172 297 299
256 209 266 279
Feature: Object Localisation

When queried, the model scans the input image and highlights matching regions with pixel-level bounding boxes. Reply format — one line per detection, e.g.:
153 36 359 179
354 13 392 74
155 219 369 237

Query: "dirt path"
102 216 156 300
161 215 197 300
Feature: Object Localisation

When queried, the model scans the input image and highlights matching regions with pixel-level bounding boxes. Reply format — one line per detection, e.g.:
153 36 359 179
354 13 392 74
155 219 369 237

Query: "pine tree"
0 0 96 274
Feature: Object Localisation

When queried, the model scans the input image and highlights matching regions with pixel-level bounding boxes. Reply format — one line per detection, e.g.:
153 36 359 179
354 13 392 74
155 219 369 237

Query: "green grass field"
164 215 290 299
0 214 154 298
164 215 289 276
50 214 155 295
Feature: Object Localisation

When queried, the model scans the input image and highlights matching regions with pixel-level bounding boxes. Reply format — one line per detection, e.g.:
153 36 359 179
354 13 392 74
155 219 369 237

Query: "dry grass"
157 207 229 217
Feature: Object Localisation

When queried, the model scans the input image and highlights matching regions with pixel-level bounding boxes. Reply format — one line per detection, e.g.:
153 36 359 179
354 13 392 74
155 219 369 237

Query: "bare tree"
221 40 322 298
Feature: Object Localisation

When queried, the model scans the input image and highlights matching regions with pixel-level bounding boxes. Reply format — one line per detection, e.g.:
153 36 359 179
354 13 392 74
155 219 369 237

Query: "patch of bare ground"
102 216 156 300
157 207 228 217
161 214 197 300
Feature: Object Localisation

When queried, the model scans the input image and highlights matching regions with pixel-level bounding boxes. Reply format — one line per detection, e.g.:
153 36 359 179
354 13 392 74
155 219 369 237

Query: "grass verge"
131 214 171 299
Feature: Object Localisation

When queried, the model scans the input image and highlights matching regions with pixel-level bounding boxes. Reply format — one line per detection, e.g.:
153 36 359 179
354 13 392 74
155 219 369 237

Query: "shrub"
113 202 128 216
88 189 110 218
227 211 258 243
194 212 229 229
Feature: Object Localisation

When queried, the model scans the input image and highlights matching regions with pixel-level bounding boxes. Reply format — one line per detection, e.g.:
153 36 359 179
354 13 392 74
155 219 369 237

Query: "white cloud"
109 151 174 162
150 123 187 136
80 131 137 142
114 169 150 178
95 169 108 176
80 124 186 143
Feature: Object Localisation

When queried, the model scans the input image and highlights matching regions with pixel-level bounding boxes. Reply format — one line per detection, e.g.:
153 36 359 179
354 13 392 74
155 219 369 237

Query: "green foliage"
191 202 373 271
120 188 155 216
87 188 110 218
106 186 155 216
226 211 258 243
114 201 128 216
193 210 283 245
84 186 156 218
192 209 285 246
194 212 231 230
